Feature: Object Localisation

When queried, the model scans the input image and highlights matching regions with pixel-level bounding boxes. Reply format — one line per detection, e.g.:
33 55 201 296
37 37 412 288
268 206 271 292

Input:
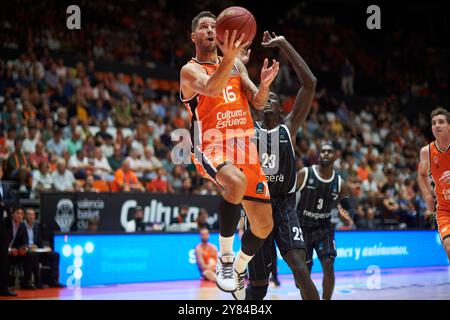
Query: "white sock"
219 235 234 256
234 249 253 274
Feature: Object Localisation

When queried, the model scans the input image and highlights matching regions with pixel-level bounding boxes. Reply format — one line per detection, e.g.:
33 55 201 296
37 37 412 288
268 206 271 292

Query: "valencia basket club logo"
55 199 75 232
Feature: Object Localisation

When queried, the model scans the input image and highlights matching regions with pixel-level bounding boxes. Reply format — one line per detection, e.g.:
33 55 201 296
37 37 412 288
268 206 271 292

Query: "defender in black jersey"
233 31 319 300
296 143 353 300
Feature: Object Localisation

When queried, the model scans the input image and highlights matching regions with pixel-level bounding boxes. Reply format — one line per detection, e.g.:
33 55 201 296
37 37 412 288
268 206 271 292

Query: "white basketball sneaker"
216 254 236 292
231 269 246 300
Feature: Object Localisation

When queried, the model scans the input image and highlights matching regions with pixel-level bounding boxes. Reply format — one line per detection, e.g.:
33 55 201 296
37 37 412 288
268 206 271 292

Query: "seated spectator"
79 119 92 141
6 138 30 181
52 159 75 192
65 130 83 156
68 149 90 180
180 177 193 195
169 165 188 193
171 204 189 224
95 120 113 146
147 168 171 193
46 128 67 157
84 175 100 193
113 95 133 128
124 205 147 232
100 135 114 158
108 144 125 172
128 148 145 179
111 158 144 192
89 99 110 125
92 147 113 181
31 161 54 198
24 208 63 287
196 208 211 230
62 117 78 140
29 141 49 170
355 199 376 229
361 173 378 200
8 207 42 289
194 227 218 282
141 146 162 179
22 125 39 154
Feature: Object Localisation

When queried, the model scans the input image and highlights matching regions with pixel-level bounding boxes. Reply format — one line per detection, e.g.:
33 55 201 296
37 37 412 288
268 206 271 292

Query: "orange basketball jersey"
195 243 218 265
429 141 450 211
181 57 255 147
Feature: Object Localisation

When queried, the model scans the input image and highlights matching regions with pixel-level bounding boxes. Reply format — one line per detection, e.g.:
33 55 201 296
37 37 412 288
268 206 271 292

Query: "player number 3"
317 198 323 210
222 85 237 103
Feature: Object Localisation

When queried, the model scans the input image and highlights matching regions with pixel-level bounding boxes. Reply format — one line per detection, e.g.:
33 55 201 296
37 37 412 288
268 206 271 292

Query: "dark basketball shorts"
247 193 306 281
302 225 337 267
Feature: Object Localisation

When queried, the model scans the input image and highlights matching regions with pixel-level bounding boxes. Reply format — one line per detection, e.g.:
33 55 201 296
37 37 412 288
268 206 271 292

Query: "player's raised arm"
181 30 249 98
235 54 279 110
262 31 317 144
418 145 436 212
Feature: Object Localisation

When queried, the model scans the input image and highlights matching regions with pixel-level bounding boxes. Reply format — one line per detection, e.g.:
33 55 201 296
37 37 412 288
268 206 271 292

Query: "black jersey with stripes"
254 122 297 198
296 165 341 228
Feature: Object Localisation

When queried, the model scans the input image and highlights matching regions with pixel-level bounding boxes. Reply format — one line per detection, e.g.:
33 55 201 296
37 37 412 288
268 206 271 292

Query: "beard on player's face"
194 33 217 53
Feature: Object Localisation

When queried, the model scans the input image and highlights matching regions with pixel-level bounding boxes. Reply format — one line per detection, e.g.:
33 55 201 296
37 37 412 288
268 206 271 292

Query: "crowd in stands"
0 49 437 230
1 1 448 99
1 0 448 231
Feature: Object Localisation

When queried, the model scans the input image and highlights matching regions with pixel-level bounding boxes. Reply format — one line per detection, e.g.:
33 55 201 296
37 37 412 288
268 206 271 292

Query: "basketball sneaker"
231 269 246 300
216 254 236 292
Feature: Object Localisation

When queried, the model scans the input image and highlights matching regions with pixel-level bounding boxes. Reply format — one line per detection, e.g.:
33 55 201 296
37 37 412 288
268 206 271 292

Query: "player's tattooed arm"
236 56 279 110
262 31 317 145
418 145 436 213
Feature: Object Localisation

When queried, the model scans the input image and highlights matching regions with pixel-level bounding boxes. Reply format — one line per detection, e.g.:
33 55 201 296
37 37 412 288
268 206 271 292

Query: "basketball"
215 7 257 45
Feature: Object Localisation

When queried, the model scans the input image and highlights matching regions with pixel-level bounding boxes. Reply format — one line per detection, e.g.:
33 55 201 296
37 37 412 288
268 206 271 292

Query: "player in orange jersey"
195 227 219 282
418 107 450 260
180 11 279 293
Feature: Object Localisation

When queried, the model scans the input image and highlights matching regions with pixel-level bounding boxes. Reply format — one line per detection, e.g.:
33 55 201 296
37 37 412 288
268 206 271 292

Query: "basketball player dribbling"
179 11 280 292
418 107 450 261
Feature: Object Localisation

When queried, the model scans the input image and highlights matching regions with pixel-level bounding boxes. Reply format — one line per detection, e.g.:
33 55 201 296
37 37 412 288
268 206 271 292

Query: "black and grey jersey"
296 165 342 228
254 122 296 198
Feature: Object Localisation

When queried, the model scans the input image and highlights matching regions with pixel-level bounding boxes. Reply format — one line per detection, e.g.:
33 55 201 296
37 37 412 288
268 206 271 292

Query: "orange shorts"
436 209 450 242
192 138 270 203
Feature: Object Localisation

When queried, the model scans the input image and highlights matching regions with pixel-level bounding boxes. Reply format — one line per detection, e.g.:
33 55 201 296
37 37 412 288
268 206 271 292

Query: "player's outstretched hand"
439 170 450 184
216 30 250 60
261 31 286 48
260 58 279 88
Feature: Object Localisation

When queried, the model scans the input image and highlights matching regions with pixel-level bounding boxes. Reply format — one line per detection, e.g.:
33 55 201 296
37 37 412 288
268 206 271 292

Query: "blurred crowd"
0 49 436 230
1 0 447 231
1 1 448 99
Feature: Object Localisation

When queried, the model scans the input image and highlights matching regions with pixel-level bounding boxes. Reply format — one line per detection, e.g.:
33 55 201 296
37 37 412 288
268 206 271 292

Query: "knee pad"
246 283 269 300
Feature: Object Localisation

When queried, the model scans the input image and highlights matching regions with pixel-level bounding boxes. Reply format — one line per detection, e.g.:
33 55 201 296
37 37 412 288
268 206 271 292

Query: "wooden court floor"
1 266 449 300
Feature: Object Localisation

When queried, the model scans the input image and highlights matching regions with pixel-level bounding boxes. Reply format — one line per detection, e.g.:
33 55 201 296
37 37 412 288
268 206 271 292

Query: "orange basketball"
216 7 257 45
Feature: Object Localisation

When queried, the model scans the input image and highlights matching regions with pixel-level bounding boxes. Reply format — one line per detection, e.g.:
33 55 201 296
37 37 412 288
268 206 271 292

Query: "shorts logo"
256 182 265 194
309 178 314 184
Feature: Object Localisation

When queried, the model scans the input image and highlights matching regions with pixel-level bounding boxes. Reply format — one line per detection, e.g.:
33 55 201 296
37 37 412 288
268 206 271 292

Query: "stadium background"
1 0 449 287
